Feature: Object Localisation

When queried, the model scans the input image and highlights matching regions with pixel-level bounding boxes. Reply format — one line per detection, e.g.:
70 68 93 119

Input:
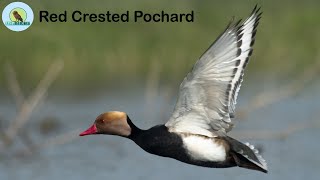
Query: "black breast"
129 125 189 160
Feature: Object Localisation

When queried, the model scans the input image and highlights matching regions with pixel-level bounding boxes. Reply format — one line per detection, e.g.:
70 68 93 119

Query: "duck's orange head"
79 111 131 137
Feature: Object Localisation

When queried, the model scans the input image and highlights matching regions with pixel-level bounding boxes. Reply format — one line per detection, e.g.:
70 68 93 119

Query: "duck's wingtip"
245 142 268 172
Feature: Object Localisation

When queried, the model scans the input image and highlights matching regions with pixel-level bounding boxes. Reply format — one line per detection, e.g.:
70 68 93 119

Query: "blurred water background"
0 0 320 179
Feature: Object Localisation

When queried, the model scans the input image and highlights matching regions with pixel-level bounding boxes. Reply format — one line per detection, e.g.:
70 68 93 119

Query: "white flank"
182 136 226 162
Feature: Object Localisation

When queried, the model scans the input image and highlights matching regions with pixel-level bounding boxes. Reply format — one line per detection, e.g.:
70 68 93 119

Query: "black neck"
126 116 144 140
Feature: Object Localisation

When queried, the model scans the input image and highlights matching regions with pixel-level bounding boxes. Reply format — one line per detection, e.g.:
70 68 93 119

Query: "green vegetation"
0 0 319 95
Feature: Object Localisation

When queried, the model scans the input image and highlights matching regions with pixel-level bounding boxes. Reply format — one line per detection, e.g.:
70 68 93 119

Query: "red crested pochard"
80 6 267 173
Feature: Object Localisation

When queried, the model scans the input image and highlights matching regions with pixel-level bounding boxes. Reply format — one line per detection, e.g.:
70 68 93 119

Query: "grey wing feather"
165 7 262 137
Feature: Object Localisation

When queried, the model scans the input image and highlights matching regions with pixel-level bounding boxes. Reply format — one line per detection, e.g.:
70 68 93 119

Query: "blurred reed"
0 61 79 158
238 52 320 119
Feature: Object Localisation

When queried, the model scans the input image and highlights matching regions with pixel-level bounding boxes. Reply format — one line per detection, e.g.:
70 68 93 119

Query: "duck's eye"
96 118 105 124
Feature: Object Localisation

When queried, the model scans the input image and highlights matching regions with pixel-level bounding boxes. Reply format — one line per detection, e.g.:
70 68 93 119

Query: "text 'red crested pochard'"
80 6 267 173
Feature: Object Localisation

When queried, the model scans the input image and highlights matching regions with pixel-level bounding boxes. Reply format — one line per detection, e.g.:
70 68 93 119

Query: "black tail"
224 136 268 173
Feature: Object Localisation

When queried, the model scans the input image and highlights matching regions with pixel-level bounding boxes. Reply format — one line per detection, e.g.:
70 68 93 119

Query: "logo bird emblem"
12 10 23 22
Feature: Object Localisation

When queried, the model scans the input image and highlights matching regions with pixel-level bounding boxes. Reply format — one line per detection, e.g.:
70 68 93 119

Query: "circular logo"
2 2 34 32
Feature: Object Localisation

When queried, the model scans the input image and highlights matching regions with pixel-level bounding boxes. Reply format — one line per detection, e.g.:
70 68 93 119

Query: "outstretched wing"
165 6 262 137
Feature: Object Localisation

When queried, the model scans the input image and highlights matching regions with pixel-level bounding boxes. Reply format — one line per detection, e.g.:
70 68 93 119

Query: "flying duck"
80 6 267 173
